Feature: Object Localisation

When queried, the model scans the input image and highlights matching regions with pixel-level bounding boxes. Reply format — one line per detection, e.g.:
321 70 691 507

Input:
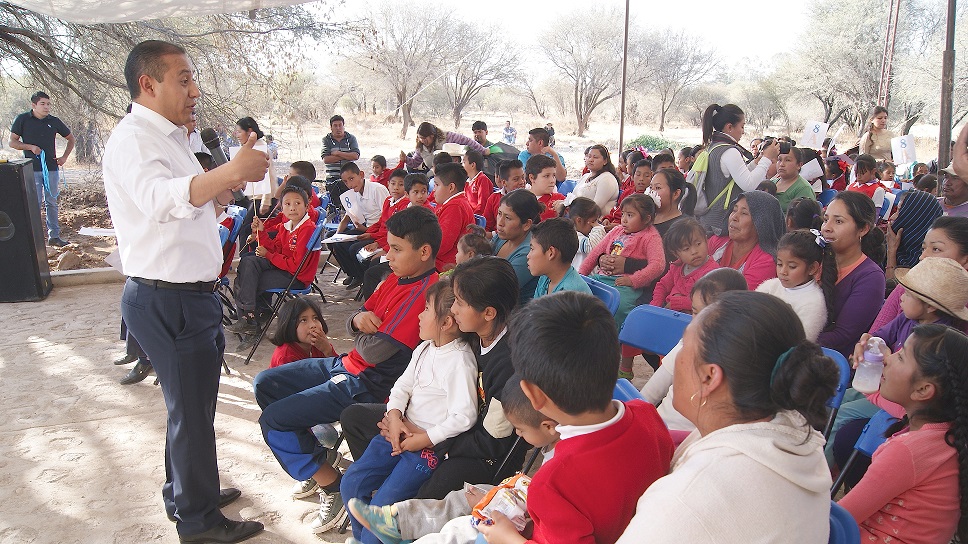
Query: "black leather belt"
131 277 217 292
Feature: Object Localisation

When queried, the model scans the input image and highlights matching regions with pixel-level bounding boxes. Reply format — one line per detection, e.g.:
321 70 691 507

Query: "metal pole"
617 0 630 155
938 0 956 168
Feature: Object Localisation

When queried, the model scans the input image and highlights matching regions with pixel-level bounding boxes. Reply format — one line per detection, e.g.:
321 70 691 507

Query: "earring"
690 391 707 408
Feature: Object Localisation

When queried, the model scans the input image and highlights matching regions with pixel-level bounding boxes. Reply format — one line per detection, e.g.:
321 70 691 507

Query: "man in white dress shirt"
102 40 269 544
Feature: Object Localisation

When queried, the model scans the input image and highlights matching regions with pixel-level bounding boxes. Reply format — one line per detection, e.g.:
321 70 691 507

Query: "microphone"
200 128 244 201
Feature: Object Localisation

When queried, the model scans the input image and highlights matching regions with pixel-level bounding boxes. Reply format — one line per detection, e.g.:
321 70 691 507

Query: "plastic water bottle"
852 337 887 394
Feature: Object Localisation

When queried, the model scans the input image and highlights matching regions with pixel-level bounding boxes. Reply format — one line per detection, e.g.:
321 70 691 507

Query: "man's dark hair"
124 40 187 99
511 291 618 415
472 120 488 132
30 91 50 104
502 375 548 429
290 160 316 181
531 217 580 263
340 162 362 175
464 149 484 173
280 185 309 206
528 127 551 146
435 162 468 191
330 114 345 126
405 173 430 193
194 152 214 171
386 206 441 257
498 159 524 181
525 154 556 181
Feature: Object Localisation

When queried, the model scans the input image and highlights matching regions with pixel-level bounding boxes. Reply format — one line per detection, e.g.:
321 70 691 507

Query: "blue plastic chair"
818 189 838 207
427 178 435 194
226 205 247 242
581 275 620 315
557 179 577 195
828 501 861 543
823 348 853 440
244 220 328 365
474 214 486 228
831 410 899 495
618 304 692 357
218 224 229 246
613 378 645 402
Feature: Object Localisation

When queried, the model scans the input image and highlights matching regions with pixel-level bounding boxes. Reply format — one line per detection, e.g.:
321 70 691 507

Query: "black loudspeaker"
0 159 53 302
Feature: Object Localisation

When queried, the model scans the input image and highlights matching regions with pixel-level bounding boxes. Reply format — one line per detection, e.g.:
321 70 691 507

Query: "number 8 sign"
891 135 917 164
799 121 829 149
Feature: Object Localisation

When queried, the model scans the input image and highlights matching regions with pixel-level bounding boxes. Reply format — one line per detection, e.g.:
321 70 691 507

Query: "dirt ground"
0 257 654 544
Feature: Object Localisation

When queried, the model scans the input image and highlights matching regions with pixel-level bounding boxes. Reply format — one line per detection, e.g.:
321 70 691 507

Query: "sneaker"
346 498 402 544
47 237 68 247
310 490 347 534
618 369 634 381
291 478 319 499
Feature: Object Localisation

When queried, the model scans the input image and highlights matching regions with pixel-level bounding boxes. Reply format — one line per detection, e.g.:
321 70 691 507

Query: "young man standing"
10 91 76 246
517 127 566 182
321 114 361 197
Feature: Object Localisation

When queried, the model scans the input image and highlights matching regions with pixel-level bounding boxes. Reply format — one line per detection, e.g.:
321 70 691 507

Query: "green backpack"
686 143 736 216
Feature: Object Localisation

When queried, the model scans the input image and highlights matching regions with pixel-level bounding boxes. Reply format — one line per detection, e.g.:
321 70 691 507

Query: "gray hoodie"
617 411 831 543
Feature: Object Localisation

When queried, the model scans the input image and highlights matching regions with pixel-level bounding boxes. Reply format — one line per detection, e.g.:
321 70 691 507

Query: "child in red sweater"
477 291 674 544
463 149 494 215
484 159 526 233
357 170 410 262
229 186 320 335
526 154 564 221
269 296 337 367
651 217 719 313
433 163 476 271
371 153 406 187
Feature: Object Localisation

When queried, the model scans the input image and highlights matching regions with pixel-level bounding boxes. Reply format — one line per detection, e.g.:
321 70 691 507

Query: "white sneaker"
310 489 347 534
291 478 319 499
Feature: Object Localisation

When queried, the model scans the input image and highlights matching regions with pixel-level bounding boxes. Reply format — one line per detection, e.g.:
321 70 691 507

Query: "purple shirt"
873 313 955 352
938 197 968 218
818 257 886 358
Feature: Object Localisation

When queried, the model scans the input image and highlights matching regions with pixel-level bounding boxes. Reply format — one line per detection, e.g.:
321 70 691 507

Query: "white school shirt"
356 181 391 228
102 102 221 283
386 338 479 446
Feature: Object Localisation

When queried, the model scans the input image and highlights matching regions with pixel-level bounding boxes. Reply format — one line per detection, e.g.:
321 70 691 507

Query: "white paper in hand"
891 135 916 164
799 121 829 149
339 189 365 227
229 143 274 196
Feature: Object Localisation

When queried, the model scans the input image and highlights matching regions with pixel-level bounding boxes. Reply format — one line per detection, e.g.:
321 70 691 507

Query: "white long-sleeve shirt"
639 340 694 432
102 102 221 282
755 278 828 342
718 146 773 192
386 338 479 445
570 171 620 212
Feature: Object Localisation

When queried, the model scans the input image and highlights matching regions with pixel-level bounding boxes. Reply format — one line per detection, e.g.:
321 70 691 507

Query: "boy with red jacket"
463 149 494 215
433 163 476 271
228 186 320 335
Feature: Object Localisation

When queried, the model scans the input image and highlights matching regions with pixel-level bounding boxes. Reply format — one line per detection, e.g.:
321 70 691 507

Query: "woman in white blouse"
234 117 276 215
569 144 620 212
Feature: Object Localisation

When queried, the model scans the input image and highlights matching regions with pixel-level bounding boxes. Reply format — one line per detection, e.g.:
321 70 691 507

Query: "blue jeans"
33 169 60 239
253 357 379 481
340 436 440 544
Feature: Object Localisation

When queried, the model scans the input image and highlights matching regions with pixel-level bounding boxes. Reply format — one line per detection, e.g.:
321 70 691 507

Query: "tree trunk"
659 98 668 133
401 103 413 139
901 115 919 136
453 108 462 130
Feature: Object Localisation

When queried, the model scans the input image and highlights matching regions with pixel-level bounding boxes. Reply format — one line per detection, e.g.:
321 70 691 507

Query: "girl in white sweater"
756 229 833 341
340 279 479 544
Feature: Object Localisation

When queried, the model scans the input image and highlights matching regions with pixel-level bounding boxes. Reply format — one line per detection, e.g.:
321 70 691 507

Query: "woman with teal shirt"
492 189 541 304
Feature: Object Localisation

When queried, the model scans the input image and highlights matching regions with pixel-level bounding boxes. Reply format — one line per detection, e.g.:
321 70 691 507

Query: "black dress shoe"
168 488 243 522
345 277 363 290
119 360 152 385
113 353 138 365
47 237 68 247
178 518 264 543
341 275 356 286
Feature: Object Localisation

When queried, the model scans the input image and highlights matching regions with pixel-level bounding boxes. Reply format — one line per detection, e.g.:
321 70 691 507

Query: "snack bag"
471 473 531 531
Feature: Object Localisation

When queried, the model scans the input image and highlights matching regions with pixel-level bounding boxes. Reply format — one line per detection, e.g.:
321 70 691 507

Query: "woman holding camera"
695 104 780 236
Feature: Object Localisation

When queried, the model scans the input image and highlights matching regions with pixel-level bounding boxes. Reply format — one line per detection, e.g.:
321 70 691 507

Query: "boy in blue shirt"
527 217 592 298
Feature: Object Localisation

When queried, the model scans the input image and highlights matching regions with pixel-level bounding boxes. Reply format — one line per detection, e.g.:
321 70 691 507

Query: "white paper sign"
799 121 829 149
891 135 917 164
229 143 274 196
339 189 365 227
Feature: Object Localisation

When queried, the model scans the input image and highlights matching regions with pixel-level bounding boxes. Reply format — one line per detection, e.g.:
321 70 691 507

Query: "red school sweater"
434 193 476 271
269 341 337 368
482 190 504 232
651 257 721 313
464 171 494 215
370 159 406 187
536 192 565 221
526 401 674 544
256 215 320 285
366 196 410 251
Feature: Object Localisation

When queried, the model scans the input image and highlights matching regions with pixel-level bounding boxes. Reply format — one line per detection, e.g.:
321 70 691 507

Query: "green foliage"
626 134 683 152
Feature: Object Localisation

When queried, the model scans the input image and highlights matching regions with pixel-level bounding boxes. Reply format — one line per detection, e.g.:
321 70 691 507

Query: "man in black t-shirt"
9 91 75 246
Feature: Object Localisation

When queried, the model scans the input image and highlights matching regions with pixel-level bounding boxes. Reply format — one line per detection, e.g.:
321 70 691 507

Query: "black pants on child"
328 229 367 281
233 255 304 313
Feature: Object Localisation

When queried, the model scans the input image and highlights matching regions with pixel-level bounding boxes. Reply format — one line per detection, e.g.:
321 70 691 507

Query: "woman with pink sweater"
707 190 783 290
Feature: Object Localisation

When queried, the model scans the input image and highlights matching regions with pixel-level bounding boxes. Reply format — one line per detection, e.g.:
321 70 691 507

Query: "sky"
332 0 811 72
